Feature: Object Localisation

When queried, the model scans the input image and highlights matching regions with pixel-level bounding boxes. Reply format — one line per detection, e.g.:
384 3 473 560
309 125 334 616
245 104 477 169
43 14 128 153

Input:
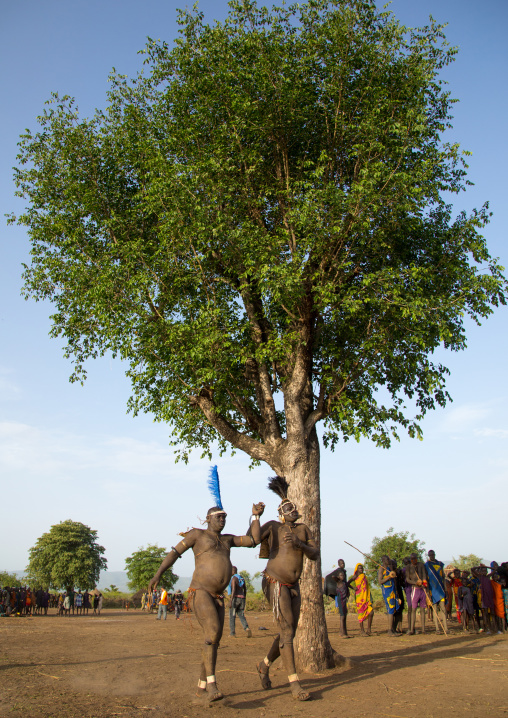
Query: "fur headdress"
267 476 292 514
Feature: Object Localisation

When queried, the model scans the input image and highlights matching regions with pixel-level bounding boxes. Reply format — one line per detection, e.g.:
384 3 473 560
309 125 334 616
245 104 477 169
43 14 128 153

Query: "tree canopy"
11 0 506 465
0 571 20 587
25 520 107 590
125 545 178 592
365 527 426 586
452 554 483 571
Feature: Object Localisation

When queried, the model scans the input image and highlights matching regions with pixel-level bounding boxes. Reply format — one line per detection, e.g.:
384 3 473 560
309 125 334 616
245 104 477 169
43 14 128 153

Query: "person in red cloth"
491 571 506 634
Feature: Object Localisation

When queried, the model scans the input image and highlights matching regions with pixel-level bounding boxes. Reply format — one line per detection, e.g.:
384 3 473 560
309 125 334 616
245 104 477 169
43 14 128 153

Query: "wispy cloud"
474 427 508 439
100 436 180 476
0 421 83 474
0 367 21 401
0 419 250 485
440 403 491 434
0 421 183 480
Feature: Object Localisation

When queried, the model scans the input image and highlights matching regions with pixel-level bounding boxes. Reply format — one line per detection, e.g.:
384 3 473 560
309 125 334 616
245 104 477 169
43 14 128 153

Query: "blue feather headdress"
207 465 224 511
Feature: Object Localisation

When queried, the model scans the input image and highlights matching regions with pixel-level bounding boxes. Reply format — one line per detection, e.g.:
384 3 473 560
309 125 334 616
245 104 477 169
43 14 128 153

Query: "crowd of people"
4 555 507 637
0 586 104 616
326 554 508 637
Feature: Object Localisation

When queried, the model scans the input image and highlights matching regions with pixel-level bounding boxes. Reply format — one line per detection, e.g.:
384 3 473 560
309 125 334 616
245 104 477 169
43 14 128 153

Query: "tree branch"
240 287 282 442
304 383 327 439
226 388 263 437
189 389 272 463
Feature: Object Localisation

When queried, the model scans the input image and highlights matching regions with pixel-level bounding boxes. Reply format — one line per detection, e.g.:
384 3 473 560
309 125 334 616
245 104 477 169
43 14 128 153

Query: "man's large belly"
265 551 303 585
190 554 232 594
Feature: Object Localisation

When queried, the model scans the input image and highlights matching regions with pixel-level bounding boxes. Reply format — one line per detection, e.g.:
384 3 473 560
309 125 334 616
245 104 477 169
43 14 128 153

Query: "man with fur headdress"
148 466 265 704
254 476 318 702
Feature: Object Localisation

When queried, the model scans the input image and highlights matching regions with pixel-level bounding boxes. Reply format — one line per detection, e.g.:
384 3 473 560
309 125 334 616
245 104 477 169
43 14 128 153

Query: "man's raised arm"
232 502 265 547
148 531 197 591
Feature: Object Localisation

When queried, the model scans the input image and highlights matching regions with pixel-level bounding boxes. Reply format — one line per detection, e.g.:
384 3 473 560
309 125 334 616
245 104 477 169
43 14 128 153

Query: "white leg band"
206 675 216 684
288 673 299 683
198 680 206 689
263 657 272 667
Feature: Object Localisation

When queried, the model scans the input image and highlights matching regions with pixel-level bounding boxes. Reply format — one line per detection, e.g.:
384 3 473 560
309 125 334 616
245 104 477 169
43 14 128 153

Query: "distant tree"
107 584 119 593
252 571 264 591
125 545 178 592
365 528 426 586
452 554 483 571
25 520 107 590
0 570 20 587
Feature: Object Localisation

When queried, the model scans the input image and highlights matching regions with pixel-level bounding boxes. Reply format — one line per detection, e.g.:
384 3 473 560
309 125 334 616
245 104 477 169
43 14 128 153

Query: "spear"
344 541 385 571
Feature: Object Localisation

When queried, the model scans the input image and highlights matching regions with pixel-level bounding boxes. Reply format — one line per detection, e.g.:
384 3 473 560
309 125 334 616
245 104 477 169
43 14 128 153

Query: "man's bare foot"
206 683 224 702
290 681 310 701
257 662 271 690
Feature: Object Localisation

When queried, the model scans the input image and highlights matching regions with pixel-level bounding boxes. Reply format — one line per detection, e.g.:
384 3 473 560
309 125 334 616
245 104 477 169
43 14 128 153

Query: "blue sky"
1 0 507 580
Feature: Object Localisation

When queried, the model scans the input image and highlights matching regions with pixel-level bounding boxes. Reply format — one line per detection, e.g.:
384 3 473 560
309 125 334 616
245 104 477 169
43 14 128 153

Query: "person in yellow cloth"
348 563 374 636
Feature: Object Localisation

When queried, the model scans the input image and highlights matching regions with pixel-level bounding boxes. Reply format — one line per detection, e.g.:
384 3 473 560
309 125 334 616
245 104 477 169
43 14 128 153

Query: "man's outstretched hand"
252 502 265 516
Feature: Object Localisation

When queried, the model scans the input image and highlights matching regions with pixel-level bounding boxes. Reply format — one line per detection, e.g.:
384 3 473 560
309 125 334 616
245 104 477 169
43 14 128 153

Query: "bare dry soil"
1 609 507 717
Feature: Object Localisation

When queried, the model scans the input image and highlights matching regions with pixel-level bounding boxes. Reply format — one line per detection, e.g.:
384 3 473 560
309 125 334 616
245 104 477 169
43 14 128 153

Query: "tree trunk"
284 428 336 672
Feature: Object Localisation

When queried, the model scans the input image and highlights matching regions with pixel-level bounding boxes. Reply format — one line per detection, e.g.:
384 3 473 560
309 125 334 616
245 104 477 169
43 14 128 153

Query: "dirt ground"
1 609 507 718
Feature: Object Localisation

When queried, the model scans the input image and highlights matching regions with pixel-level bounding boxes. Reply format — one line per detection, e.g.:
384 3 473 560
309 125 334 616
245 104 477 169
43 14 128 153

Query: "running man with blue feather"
149 466 265 704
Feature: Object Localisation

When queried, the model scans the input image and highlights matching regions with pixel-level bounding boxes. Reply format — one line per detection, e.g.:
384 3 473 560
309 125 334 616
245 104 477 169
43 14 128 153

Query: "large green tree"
125 544 178 592
25 520 107 590
11 0 506 669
